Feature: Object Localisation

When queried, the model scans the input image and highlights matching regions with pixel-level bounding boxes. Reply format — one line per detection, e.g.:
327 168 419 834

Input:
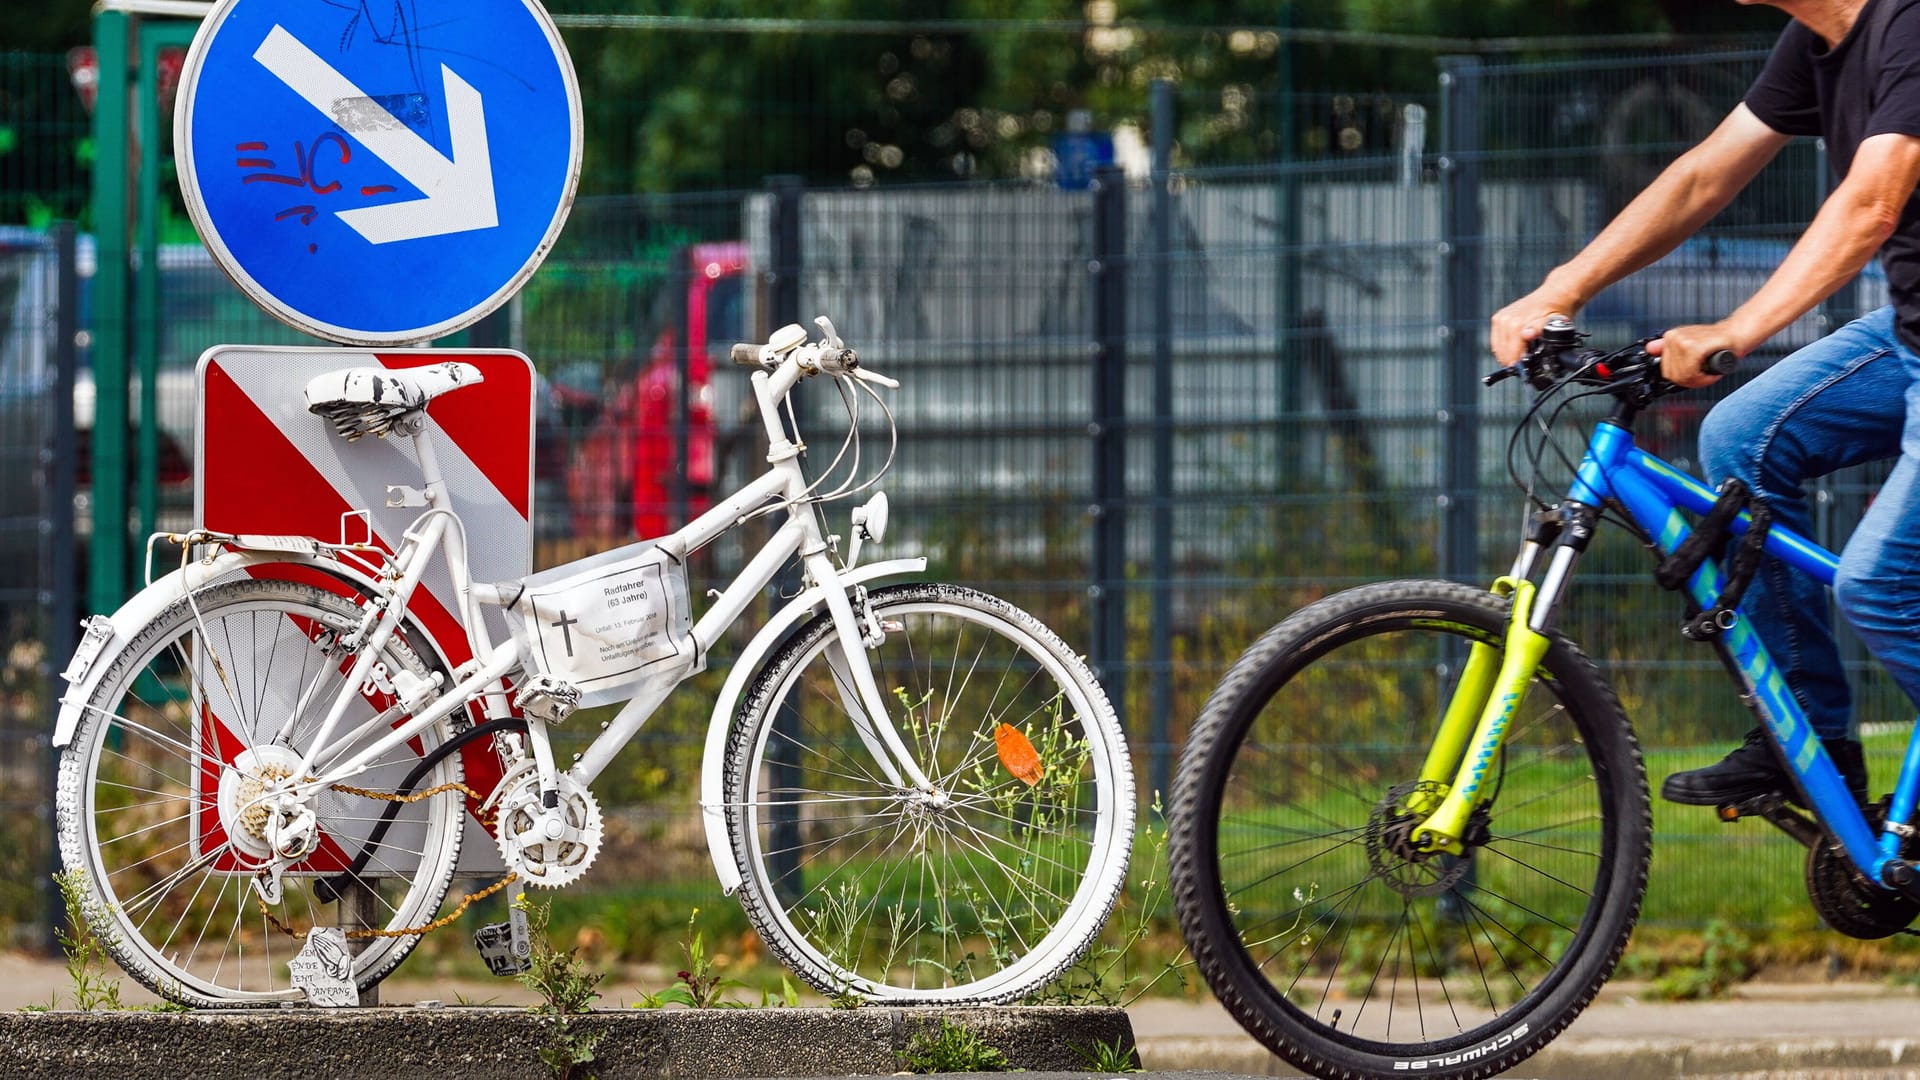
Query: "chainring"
1805 839 1920 940
495 772 604 890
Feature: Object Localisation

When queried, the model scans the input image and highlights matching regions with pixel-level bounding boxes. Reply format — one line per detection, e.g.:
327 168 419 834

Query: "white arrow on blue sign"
175 0 581 345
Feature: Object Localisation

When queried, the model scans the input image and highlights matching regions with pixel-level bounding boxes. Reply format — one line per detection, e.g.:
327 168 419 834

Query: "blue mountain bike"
1168 320 1920 1080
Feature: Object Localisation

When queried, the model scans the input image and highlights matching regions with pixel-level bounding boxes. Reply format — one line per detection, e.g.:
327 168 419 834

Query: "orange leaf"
995 722 1045 786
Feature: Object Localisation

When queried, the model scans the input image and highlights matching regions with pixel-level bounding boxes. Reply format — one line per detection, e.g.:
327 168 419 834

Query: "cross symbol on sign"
551 611 578 657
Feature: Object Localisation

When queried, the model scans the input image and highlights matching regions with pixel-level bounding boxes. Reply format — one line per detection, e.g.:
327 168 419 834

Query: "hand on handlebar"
1647 324 1742 389
1483 315 1740 400
1490 286 1583 366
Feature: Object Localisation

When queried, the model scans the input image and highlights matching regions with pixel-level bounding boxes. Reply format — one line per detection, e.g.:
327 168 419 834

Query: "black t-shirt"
1745 0 1920 349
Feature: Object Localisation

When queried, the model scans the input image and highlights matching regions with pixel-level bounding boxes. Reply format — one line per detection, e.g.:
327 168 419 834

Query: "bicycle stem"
1412 576 1552 853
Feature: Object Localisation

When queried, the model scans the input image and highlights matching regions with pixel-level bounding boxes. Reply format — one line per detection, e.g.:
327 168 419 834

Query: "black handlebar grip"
1704 349 1739 376
730 343 762 367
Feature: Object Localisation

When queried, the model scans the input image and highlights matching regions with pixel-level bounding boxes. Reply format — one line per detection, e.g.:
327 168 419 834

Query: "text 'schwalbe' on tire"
725 583 1134 1003
56 579 466 1007
1170 580 1649 1080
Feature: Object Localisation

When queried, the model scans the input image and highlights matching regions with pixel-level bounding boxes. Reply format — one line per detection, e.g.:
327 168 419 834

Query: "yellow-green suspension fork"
1405 577 1553 854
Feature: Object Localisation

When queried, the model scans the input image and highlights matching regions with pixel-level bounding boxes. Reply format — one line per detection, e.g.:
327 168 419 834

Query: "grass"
1072 1034 1143 1072
898 1019 1012 1073
385 710 1920 1008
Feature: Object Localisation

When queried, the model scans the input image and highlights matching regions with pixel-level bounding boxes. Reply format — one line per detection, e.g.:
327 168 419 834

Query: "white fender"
52 548 455 749
699 557 927 893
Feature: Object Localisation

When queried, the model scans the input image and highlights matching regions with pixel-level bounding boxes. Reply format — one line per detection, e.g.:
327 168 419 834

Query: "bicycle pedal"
1717 792 1786 823
473 903 532 977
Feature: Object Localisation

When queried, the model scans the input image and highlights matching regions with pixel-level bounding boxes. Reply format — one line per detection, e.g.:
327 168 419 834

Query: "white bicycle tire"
724 582 1134 1003
55 578 465 1007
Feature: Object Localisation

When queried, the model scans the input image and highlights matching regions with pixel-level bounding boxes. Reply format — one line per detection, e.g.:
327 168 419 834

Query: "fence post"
46 221 79 955
1147 81 1175 803
669 249 694 532
1273 7 1304 475
764 175 804 890
1090 165 1128 733
89 9 131 617
1438 56 1484 586
768 176 803 332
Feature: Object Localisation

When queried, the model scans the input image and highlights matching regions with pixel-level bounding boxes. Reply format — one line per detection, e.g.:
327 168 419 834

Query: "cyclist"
1490 0 1920 810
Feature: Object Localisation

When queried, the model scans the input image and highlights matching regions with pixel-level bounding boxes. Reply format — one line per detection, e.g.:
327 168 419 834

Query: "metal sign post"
109 0 583 998
173 0 581 344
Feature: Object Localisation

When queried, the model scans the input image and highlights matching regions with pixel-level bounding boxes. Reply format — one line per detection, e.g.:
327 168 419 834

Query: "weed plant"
50 868 121 1012
898 1019 1012 1073
517 895 606 1080
1071 1034 1142 1072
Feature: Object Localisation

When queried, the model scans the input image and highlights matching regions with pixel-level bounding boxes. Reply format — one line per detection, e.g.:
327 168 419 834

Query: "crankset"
493 771 604 889
1721 792 1920 937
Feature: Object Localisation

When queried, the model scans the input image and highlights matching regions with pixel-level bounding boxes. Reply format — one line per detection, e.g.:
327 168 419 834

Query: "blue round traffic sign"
175 0 581 345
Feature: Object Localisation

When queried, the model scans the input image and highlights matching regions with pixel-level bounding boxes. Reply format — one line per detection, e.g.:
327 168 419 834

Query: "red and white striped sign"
194 346 535 876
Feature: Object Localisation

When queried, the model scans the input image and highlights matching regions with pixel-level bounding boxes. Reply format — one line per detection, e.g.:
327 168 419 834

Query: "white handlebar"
731 319 896 388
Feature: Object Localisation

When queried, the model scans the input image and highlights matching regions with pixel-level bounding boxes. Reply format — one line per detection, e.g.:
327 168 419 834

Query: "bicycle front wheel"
56 578 467 1007
725 583 1134 1003
1169 580 1650 1079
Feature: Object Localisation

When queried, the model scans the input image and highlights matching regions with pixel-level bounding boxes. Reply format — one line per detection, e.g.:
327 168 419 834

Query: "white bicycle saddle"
304 362 484 440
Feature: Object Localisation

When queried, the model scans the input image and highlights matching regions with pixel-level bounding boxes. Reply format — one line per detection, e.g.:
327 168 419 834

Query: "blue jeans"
1698 305 1920 740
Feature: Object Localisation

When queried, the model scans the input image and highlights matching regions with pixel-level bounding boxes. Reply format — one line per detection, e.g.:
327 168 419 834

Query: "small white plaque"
290 928 360 1008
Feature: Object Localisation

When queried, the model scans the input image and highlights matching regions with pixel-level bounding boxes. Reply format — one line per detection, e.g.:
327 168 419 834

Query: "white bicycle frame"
56 329 930 894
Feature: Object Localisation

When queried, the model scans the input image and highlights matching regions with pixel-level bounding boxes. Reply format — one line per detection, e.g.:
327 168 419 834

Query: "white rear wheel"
55 579 465 1007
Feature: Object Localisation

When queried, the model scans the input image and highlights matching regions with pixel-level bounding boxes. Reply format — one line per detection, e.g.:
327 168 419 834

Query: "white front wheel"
724 583 1134 1003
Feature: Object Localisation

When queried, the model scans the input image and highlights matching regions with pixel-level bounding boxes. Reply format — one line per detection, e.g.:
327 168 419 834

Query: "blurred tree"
1339 0 1782 37
0 0 1792 195
570 0 1012 192
564 0 1789 191
2 0 91 53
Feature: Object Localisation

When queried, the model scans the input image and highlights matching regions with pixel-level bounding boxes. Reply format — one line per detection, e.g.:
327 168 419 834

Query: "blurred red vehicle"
566 242 746 542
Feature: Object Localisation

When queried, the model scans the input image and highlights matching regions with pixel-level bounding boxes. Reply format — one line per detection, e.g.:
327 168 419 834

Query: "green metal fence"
0 21 1900 954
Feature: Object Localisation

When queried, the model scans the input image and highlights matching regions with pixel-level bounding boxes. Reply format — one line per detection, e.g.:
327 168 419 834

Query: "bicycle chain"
327 779 493 817
256 781 511 942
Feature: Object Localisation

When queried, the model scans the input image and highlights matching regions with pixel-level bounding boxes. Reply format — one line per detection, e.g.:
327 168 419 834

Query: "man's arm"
1657 131 1920 386
1490 104 1790 364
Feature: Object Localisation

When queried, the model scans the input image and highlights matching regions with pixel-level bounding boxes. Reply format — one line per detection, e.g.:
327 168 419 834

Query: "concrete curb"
0 1005 1135 1080
1138 1035 1920 1079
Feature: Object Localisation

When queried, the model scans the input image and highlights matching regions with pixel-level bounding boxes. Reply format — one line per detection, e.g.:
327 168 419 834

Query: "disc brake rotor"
1367 779 1472 898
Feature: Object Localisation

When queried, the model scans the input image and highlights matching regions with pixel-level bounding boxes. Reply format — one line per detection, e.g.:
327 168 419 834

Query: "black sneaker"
1660 726 1869 808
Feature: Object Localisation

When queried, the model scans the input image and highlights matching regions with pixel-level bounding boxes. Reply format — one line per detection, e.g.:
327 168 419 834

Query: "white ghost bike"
52 317 1134 1008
